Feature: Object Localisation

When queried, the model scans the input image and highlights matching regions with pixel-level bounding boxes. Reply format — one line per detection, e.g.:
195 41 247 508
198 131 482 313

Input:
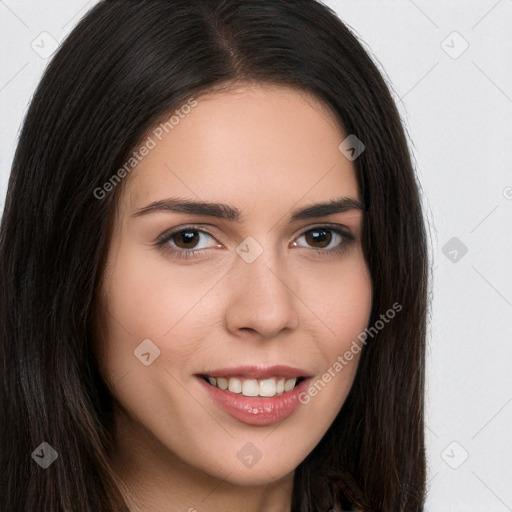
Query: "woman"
0 1 430 510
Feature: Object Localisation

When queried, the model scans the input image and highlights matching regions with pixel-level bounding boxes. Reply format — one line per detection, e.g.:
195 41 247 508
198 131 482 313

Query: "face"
94 83 372 490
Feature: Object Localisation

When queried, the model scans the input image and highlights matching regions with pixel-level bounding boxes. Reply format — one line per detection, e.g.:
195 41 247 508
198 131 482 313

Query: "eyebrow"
132 196 364 222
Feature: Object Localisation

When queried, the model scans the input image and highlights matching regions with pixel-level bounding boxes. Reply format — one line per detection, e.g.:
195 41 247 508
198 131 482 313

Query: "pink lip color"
202 364 313 380
197 375 311 426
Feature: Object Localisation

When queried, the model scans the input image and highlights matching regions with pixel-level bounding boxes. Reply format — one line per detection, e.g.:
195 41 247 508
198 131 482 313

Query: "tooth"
284 378 297 392
241 379 259 397
228 377 242 393
211 376 299 396
216 377 228 390
259 378 277 397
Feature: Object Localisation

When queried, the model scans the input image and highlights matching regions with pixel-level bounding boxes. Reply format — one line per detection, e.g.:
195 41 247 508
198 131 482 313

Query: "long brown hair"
0 1 430 510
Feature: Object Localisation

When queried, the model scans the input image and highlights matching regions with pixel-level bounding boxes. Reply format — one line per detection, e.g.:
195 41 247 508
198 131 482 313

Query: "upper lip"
199 365 314 379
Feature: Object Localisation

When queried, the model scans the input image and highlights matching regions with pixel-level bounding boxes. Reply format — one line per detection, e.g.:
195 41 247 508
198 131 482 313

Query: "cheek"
300 249 373 346
102 241 218 340
330 260 373 341
96 240 227 392
294 252 372 409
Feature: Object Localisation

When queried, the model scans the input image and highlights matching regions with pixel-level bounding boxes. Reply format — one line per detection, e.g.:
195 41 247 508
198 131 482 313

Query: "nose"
224 245 300 339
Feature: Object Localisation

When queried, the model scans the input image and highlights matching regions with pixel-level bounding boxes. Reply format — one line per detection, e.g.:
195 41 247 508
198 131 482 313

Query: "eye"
292 226 354 254
167 229 214 250
155 226 221 259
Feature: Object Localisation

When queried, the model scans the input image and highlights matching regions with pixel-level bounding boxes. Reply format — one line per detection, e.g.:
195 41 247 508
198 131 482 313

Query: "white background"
1 1 511 510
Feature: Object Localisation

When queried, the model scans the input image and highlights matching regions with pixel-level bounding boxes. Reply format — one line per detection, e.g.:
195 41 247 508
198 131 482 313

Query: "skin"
93 82 372 512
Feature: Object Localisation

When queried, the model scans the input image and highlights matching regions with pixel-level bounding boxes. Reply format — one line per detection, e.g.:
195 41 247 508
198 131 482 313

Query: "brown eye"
304 228 332 248
156 226 221 259
172 230 202 249
292 226 355 254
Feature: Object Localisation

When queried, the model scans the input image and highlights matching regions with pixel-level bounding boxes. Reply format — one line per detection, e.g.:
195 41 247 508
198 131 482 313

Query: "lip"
197 374 312 426
200 364 314 379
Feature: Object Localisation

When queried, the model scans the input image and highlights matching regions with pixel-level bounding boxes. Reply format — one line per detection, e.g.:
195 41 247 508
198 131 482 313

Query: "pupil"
306 229 331 248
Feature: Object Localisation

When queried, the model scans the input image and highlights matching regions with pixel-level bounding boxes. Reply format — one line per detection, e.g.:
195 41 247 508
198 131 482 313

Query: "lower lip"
197 376 311 426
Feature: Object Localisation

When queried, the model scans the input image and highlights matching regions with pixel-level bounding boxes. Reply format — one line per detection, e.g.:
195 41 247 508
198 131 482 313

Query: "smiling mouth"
200 375 305 398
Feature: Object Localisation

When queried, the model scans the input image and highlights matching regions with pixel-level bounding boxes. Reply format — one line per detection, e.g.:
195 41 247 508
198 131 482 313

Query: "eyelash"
154 224 355 260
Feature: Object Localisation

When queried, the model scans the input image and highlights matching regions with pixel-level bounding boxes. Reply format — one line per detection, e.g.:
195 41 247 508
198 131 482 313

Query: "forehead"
122 83 359 214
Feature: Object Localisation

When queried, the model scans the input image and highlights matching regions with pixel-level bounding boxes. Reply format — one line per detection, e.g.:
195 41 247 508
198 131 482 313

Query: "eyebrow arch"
132 196 364 222
289 197 364 221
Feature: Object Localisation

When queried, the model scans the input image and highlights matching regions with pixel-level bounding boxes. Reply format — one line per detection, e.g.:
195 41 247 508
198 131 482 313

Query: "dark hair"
0 1 430 510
